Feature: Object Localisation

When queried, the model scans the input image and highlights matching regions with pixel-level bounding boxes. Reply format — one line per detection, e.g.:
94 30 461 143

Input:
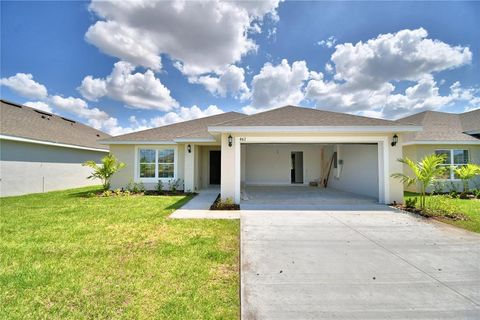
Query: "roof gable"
0 99 110 150
212 105 404 127
103 111 245 143
397 110 480 143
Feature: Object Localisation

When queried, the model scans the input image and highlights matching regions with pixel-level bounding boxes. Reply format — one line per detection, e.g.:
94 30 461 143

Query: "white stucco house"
101 105 442 205
0 99 110 197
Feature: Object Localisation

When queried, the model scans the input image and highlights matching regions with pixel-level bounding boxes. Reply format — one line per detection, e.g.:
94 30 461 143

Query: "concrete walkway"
241 209 480 319
170 188 240 219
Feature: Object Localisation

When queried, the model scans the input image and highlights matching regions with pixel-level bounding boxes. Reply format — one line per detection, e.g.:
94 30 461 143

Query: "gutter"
0 134 109 152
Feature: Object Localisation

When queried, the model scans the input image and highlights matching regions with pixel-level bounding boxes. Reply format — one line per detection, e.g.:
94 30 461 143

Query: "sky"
1 1 479 136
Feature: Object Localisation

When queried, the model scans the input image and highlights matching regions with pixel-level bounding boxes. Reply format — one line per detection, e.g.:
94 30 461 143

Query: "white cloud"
23 101 52 113
78 61 178 111
78 76 107 101
0 73 48 99
305 28 477 118
189 65 249 98
244 59 310 114
331 28 471 90
317 36 337 48
86 0 281 75
151 105 224 127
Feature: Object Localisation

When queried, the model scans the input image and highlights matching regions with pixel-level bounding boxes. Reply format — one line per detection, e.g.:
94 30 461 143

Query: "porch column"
388 134 404 204
220 133 241 203
184 143 195 192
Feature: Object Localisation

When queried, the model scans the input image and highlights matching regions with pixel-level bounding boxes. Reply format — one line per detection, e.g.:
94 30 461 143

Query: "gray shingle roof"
397 109 480 143
212 105 403 127
0 99 110 150
103 111 245 143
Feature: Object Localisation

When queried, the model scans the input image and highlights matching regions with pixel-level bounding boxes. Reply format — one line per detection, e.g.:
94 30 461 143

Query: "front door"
209 150 221 185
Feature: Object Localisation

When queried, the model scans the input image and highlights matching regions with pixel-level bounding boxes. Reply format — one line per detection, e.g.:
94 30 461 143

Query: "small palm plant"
391 154 447 208
454 164 480 192
83 154 126 190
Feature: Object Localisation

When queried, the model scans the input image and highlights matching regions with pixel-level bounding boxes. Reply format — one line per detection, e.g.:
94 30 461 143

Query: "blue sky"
1 1 479 135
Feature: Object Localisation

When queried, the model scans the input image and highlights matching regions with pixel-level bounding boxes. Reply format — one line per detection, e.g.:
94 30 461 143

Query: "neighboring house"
0 99 110 197
102 106 422 204
398 109 480 193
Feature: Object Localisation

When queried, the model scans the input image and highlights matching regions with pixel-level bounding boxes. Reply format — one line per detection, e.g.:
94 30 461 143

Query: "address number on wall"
239 137 247 142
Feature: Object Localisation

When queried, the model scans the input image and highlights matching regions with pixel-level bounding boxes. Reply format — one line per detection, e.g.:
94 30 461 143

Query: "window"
138 148 175 179
435 149 469 180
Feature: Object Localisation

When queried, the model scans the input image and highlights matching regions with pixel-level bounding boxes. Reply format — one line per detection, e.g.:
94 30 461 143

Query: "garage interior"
240 143 380 209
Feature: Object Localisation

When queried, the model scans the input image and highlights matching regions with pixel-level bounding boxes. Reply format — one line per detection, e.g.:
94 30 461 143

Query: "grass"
404 191 480 233
0 186 239 319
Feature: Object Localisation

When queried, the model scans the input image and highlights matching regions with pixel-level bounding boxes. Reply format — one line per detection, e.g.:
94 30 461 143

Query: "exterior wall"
0 139 106 197
244 144 322 185
109 144 136 189
109 144 185 190
327 144 379 199
403 144 480 193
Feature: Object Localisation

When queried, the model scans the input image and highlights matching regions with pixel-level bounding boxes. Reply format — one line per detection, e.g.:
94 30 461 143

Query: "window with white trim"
435 149 469 180
138 148 175 179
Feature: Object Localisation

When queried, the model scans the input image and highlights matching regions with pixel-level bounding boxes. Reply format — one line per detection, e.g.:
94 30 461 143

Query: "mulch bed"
393 205 469 221
210 194 240 210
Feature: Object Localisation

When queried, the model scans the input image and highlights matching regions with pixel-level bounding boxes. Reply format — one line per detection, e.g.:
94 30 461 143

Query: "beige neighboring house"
102 106 423 205
398 109 480 193
0 99 110 197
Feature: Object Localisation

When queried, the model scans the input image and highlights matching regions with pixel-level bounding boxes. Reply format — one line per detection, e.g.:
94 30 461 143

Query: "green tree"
454 164 480 192
391 154 447 208
83 154 126 190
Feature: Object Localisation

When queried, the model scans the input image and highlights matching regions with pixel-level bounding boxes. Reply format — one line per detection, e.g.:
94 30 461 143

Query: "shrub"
450 191 458 199
83 154 126 190
449 181 458 193
423 195 466 220
126 181 145 194
168 179 182 192
405 197 417 208
102 190 113 197
156 180 164 192
431 180 445 195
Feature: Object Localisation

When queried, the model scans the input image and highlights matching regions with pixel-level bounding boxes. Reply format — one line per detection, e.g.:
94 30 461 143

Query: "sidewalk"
170 188 240 219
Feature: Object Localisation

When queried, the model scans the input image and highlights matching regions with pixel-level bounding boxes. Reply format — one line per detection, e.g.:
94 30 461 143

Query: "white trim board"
403 140 480 146
0 134 109 152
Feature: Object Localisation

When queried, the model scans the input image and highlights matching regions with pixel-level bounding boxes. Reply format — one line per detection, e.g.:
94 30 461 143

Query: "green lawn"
0 186 239 319
405 192 480 233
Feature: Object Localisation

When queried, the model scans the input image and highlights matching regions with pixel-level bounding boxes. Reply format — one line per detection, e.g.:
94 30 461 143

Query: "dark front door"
209 151 221 185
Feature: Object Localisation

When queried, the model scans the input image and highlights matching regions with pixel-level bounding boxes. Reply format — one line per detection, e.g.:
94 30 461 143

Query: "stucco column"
184 143 195 192
388 134 404 204
220 133 241 203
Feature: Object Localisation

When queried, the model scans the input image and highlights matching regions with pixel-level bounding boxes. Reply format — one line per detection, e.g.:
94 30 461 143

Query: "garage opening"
240 143 380 208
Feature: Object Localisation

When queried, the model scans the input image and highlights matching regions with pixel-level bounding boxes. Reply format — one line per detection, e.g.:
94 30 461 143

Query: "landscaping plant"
83 154 126 190
453 163 480 193
392 153 447 208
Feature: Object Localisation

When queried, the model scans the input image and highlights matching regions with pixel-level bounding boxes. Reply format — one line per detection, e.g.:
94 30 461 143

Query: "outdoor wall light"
391 134 398 147
228 134 233 147
187 144 192 153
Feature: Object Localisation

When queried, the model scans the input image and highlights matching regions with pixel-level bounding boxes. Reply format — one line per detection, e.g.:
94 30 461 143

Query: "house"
102 106 423 205
0 99 110 197
398 109 480 193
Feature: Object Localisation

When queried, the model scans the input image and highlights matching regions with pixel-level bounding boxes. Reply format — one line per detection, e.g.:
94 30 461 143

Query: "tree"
83 154 126 190
454 164 480 192
391 154 447 208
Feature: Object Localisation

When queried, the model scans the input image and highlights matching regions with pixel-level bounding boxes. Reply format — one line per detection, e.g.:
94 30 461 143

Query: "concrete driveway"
241 209 480 319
